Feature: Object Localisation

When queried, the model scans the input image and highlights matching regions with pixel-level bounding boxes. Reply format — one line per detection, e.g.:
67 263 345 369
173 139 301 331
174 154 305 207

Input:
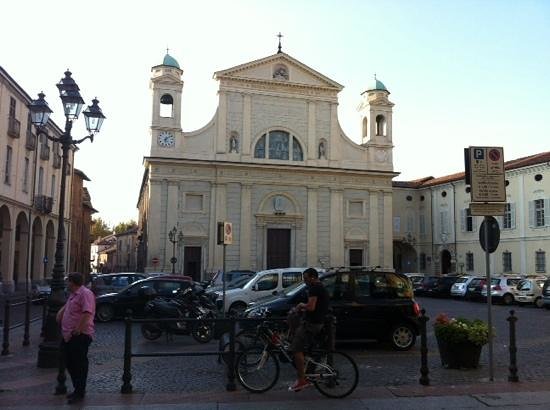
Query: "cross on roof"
277 32 283 53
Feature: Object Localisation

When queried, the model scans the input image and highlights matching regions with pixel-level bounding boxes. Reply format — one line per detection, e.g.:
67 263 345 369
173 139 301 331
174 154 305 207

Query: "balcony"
25 130 37 150
7 116 20 138
40 144 50 161
34 195 53 214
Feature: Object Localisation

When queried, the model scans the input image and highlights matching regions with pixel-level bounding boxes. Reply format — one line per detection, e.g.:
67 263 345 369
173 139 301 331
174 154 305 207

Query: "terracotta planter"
436 336 483 369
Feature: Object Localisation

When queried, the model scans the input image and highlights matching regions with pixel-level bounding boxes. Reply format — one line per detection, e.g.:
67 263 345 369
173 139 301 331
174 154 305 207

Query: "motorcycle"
141 287 215 343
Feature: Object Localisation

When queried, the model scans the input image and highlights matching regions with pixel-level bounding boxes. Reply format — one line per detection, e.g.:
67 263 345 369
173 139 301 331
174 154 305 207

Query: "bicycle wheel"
236 346 280 393
313 351 359 398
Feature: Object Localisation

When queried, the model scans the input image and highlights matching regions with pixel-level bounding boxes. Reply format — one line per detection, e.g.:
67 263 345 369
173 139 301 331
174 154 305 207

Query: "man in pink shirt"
56 272 95 405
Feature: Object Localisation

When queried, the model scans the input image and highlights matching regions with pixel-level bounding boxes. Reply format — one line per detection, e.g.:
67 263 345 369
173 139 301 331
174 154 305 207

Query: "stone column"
216 91 227 154
329 103 340 163
147 180 162 271
239 183 252 269
242 94 251 157
307 102 316 160
383 191 393 268
329 188 344 266
369 191 380 267
307 187 318 266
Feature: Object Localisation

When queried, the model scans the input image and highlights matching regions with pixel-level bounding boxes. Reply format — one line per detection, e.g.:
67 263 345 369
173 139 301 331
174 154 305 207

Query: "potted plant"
433 313 490 369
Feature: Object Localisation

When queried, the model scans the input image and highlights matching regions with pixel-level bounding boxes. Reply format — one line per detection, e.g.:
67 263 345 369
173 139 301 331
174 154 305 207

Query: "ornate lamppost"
168 226 184 274
29 70 105 368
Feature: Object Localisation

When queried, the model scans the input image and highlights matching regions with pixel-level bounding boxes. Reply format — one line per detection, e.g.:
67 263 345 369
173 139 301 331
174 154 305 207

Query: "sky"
1 0 549 226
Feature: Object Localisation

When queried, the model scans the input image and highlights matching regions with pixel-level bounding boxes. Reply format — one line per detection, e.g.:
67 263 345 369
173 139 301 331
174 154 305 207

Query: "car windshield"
228 276 252 289
455 277 469 283
490 278 500 285
516 280 530 290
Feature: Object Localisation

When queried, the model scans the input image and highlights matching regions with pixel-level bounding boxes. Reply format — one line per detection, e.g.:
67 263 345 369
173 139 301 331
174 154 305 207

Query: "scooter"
141 287 214 343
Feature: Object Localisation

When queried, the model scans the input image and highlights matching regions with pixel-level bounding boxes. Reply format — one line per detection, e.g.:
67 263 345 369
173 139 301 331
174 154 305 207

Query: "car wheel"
389 323 416 351
535 297 544 309
502 293 514 306
95 304 115 322
228 302 247 317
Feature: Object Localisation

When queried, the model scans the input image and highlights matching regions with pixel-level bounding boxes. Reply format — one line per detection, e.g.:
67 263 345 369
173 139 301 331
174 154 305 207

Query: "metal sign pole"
485 215 494 381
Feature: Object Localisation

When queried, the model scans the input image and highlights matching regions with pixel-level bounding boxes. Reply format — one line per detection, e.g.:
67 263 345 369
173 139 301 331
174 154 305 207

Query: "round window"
535 174 543 181
406 195 413 201
442 191 447 198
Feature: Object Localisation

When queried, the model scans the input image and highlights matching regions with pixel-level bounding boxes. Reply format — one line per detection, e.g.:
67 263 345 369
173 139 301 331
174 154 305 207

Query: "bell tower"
358 75 394 167
358 75 394 144
150 52 183 154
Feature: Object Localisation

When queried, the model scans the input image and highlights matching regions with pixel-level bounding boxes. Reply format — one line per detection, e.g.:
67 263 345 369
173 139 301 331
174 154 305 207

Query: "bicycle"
235 319 359 398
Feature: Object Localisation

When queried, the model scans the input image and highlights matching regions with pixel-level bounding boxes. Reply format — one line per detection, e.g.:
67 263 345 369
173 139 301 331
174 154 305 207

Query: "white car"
450 275 479 297
516 278 546 308
216 267 323 315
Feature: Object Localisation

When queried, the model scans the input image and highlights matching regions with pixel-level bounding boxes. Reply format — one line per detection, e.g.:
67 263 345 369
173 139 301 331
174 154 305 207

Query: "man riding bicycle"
288 267 330 392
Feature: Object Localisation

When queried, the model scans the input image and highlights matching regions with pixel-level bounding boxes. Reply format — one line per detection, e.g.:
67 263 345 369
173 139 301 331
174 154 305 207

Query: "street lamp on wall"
168 226 184 275
29 71 105 369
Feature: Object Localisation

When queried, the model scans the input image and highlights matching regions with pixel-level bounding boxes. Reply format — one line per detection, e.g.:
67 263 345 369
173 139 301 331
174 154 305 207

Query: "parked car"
94 276 195 322
416 275 459 297
205 275 255 297
245 268 420 350
31 279 52 302
450 275 479 298
515 278 546 308
465 277 487 301
542 279 550 309
209 270 256 287
481 276 522 305
91 273 147 296
215 267 322 316
403 273 425 292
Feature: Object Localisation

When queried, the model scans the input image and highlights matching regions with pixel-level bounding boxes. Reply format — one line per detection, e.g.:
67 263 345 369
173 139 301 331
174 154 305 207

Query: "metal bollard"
419 309 430 386
507 310 519 382
121 313 133 394
23 295 30 346
2 301 10 355
225 318 237 391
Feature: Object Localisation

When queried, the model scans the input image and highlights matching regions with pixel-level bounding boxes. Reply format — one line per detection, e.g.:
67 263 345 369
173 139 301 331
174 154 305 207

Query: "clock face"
157 131 175 147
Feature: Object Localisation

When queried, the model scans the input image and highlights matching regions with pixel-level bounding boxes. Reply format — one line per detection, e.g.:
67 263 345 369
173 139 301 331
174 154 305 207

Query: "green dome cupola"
367 74 388 92
162 53 180 69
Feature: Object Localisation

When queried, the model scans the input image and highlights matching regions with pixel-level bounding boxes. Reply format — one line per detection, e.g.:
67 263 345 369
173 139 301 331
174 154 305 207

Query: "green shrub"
433 313 490 346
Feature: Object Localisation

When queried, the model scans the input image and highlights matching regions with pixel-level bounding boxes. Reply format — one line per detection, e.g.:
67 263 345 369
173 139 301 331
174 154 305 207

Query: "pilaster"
369 191 380 267
239 183 252 269
307 187 318 265
329 188 344 266
216 92 227 153
383 192 393 268
329 103 340 163
242 94 251 156
307 102 316 160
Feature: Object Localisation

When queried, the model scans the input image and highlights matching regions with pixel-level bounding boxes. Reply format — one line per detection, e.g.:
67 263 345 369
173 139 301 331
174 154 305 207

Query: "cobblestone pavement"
1 296 549 397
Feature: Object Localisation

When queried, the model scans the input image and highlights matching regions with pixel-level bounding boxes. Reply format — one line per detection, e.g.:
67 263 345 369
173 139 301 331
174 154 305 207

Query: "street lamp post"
30 70 105 368
168 226 184 275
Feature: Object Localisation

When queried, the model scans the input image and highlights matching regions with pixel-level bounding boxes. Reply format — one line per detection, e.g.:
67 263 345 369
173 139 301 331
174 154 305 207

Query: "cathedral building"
137 50 396 280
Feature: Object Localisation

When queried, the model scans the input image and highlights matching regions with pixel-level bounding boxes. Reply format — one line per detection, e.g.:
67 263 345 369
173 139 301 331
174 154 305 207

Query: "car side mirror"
272 290 278 296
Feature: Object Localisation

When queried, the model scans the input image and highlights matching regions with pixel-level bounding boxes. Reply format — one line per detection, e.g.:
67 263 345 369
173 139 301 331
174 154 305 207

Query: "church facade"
137 51 397 280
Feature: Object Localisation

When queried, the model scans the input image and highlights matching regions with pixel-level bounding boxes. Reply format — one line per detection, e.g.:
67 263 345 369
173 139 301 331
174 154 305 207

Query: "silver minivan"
450 275 478 298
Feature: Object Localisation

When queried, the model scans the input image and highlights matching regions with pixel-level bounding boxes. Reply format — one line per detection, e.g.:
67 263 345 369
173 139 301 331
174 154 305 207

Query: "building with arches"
0 66 76 294
137 51 397 280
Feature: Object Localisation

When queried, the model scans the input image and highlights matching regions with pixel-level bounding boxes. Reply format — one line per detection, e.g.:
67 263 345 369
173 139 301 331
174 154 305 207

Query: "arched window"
253 130 304 161
362 117 368 138
376 114 386 136
160 94 173 118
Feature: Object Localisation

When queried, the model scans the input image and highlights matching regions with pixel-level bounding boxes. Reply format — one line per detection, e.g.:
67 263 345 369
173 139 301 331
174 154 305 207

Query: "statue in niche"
318 141 326 159
273 65 289 80
229 134 239 153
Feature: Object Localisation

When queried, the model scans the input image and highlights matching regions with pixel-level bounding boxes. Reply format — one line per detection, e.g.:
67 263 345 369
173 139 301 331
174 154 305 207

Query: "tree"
113 219 138 235
91 217 112 240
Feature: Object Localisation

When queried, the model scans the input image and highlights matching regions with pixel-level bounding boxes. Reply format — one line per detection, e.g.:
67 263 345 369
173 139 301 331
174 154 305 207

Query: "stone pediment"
214 52 343 91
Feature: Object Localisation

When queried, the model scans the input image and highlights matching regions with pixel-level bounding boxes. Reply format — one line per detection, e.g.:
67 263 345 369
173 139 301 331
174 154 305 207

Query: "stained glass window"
254 134 266 158
253 130 304 161
292 137 303 161
269 131 289 160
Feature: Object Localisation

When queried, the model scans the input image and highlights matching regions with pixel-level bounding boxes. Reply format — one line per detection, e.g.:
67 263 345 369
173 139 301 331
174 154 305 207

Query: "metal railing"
1 296 47 355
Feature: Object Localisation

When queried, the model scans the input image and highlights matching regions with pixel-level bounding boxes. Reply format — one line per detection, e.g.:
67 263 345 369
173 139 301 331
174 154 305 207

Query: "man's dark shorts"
289 322 324 352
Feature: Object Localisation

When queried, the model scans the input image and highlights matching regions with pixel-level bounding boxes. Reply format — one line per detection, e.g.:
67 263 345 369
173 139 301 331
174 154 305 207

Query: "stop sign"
479 216 500 253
